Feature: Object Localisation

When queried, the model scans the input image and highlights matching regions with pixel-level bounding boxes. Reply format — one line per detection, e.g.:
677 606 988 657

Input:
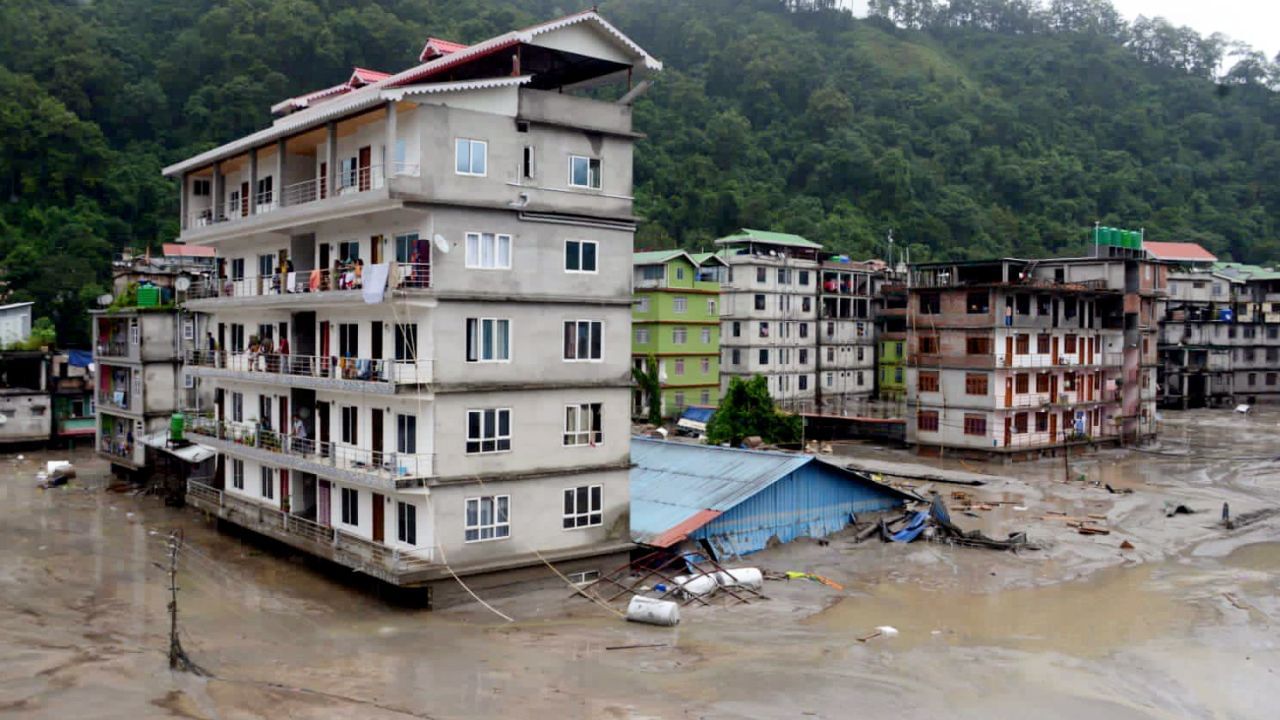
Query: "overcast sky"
841 1 1278 59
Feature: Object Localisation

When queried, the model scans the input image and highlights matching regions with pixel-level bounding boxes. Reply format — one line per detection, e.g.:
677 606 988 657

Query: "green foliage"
5 316 56 350
631 355 663 426
706 376 802 446
0 0 1278 347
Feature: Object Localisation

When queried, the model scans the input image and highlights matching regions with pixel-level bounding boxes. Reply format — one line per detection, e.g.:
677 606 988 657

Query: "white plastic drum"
715 568 764 591
673 573 719 597
626 595 680 626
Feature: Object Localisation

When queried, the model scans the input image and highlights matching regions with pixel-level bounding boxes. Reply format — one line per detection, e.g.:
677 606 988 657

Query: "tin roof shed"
630 438 914 555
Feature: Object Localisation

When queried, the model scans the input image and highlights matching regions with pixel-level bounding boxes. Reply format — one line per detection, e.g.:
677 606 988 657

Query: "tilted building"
166 12 660 603
905 253 1162 457
815 257 881 415
716 229 822 413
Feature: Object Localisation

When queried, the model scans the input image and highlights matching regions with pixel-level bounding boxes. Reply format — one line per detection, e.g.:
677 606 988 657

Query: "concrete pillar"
248 148 258 216
385 101 398 177
276 139 286 208
212 162 224 221
326 121 338 196
179 171 189 231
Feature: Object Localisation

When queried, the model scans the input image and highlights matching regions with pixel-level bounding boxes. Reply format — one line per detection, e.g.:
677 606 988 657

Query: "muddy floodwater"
3 408 1280 719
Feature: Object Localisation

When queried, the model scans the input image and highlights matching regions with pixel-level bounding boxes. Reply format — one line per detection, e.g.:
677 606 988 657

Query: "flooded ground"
2 408 1279 719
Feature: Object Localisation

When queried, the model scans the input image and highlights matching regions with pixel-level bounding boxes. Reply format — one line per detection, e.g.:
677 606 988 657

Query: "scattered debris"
881 495 1038 551
857 625 899 643
1077 525 1111 536
626 596 680 626
1223 592 1250 612
1164 502 1196 517
575 550 765 612
783 571 844 591
606 643 670 651
1224 507 1280 530
1235 404 1251 414
1120 540 1135 550
1105 484 1134 495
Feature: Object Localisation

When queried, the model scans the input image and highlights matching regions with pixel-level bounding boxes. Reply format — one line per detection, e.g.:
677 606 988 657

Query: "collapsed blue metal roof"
679 405 716 424
630 437 914 549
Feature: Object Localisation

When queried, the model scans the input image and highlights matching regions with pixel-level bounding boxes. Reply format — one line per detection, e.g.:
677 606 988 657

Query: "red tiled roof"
648 509 722 548
350 67 391 85
162 243 215 258
418 37 469 61
1143 242 1217 263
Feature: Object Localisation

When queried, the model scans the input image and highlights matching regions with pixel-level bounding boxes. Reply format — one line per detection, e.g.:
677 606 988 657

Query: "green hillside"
1 0 1277 343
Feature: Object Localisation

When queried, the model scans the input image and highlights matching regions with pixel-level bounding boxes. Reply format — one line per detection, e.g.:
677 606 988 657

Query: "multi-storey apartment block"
631 250 722 417
905 253 1162 457
717 229 822 413
874 280 908 404
166 12 659 602
815 257 880 415
1159 249 1280 407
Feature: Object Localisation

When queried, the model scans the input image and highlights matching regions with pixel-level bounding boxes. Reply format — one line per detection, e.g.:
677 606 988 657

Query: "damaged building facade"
167 12 660 604
905 253 1162 457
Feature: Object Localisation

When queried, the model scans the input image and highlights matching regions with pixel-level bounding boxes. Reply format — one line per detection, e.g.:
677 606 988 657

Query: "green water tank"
137 285 161 307
170 413 185 442
1129 230 1141 250
1106 227 1119 246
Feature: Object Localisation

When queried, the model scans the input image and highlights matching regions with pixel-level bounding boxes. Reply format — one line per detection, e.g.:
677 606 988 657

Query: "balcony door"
358 146 371 191
371 408 383 468
319 162 327 199
371 492 385 542
240 182 249 216
317 480 331 526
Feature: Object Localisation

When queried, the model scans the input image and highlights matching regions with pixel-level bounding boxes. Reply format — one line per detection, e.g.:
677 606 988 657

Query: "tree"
632 355 662 426
706 376 802 446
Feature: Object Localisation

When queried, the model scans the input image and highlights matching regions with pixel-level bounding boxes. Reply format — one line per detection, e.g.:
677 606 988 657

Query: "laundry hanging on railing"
363 262 390 304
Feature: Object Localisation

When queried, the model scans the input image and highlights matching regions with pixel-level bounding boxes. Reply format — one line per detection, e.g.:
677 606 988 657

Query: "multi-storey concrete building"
1159 251 1280 407
166 12 659 602
631 250 722 417
815 258 880 415
717 229 822 412
905 253 1162 457
874 280 908 404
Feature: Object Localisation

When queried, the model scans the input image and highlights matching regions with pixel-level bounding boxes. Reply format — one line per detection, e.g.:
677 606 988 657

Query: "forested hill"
2 0 1279 344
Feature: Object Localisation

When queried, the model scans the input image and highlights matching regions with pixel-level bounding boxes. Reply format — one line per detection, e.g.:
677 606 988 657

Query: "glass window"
455 139 487 176
260 467 274 499
563 403 603 446
394 324 418 361
562 485 603 528
565 240 598 272
466 318 511 362
569 155 601 189
465 495 510 541
397 414 416 454
563 320 603 361
465 232 511 269
673 296 687 313
466 409 511 454
397 501 417 545
341 487 359 526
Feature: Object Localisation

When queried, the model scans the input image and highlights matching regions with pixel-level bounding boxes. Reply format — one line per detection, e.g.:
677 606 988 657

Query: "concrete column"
326 121 338 197
385 101 398 177
248 148 259 216
179 171 189 231
275 139 286 208
212 162 224 221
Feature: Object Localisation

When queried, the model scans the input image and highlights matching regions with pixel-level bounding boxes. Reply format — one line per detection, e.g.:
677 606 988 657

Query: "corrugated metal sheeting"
630 438 911 554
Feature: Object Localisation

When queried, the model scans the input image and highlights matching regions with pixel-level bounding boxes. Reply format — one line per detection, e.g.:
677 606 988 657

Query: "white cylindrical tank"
672 573 718 597
626 596 680 626
715 568 763 591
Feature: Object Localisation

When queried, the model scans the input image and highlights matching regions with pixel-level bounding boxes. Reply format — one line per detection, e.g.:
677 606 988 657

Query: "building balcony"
184 262 431 309
186 415 434 490
186 350 431 395
96 387 138 414
185 480 437 584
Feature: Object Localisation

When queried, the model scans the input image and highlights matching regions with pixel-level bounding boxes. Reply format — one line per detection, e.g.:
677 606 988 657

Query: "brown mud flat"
2 409 1279 719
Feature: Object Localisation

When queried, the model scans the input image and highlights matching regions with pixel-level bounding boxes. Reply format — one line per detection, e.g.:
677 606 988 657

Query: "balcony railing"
186 164 424 230
97 388 132 411
186 262 431 300
186 350 431 387
186 416 434 481
98 436 135 461
186 479 437 570
96 340 130 358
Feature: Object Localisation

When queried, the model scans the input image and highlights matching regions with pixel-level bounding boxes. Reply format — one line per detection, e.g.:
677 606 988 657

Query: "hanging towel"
286 271 297 292
309 268 321 292
362 262 390 304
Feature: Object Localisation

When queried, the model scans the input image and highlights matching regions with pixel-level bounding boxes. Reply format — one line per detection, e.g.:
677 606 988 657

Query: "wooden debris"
1120 540 1135 550
606 643 670 651
1077 525 1111 535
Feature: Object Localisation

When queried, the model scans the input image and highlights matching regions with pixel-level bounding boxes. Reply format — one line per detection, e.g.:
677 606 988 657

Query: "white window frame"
700 357 711 374
340 487 359 526
397 501 417 545
568 155 602 189
700 327 712 344
674 358 685 375
231 458 244 490
231 392 244 423
673 296 688 313
672 327 688 345
455 138 487 176
466 408 511 454
260 466 274 500
708 298 717 315
129 320 140 346
635 328 649 344
636 296 650 312
465 317 511 363
182 318 195 341
562 484 603 529
563 320 604 362
563 403 603 447
464 232 511 270
465 495 510 542
564 239 598 273
341 405 358 445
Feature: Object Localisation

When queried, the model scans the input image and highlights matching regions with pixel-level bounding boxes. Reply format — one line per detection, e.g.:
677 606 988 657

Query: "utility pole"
166 530 205 675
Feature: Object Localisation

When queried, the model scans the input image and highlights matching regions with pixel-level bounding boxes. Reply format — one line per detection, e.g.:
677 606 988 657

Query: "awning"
140 432 216 463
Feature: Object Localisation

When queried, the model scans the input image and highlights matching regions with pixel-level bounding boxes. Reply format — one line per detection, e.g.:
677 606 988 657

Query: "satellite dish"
175 276 192 292
433 234 450 254
96 294 114 307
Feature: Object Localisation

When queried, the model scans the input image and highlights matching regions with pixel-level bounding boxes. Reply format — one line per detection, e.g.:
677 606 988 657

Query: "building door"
358 146 372 191
279 469 289 512
1048 412 1057 443
370 408 383 468
370 235 383 264
1004 336 1013 367
1004 417 1012 447
1051 336 1060 365
319 162 328 199
240 181 250 216
370 321 383 360
317 480 331 526
1050 375 1059 404
316 401 330 457
1004 376 1013 408
278 395 288 440
319 241 330 272
1086 374 1093 401
319 321 330 375
371 492 385 542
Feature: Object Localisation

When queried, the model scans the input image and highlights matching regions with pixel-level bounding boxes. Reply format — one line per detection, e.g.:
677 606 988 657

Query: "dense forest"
1 0 1278 345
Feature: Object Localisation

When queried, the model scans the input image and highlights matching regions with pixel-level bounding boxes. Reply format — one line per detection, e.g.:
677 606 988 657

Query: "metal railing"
96 388 133 411
186 479 436 568
186 349 431 386
96 340 130 357
187 262 431 300
99 436 134 460
186 416 434 480
186 163 426 229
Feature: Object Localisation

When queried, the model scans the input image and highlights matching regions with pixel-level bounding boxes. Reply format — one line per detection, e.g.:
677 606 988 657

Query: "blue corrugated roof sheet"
679 405 715 424
630 438 912 547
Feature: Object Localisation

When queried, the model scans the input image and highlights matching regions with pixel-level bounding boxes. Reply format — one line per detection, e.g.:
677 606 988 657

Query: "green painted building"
632 250 725 418
877 335 906 399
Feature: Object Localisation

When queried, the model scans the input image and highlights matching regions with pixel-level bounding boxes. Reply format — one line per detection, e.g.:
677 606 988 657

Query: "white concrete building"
169 12 659 604
0 302 33 348
716 229 822 412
